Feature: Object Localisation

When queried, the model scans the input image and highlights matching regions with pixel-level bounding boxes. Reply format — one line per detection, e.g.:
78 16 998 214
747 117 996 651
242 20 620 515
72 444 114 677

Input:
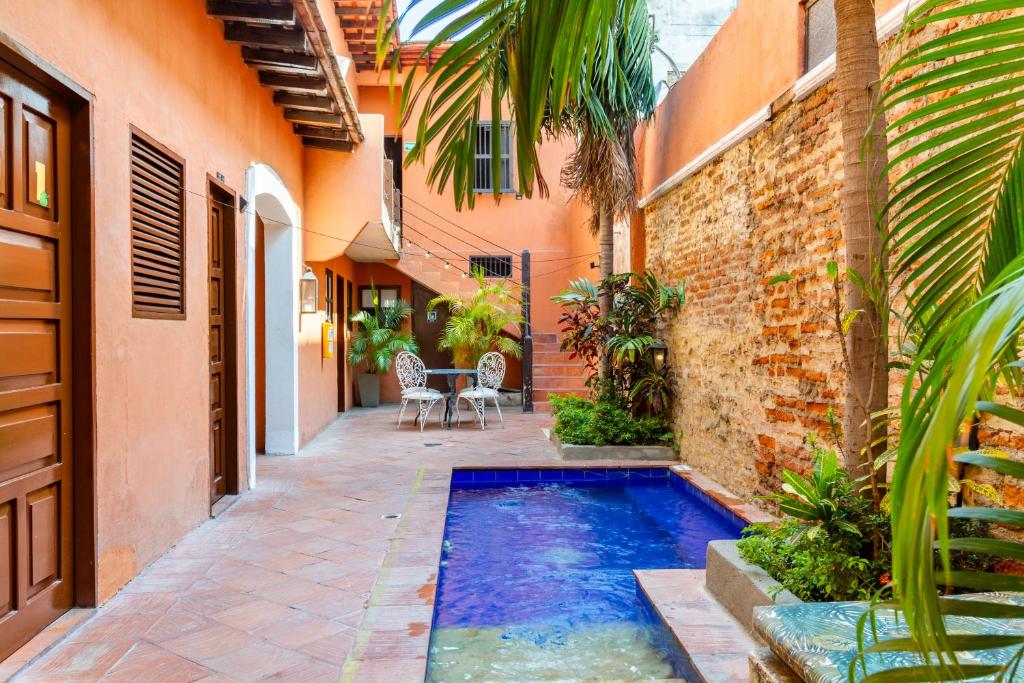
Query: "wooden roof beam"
293 125 351 140
283 109 343 125
241 48 319 72
207 1 296 26
303 137 356 152
273 92 334 111
258 71 328 94
223 23 308 50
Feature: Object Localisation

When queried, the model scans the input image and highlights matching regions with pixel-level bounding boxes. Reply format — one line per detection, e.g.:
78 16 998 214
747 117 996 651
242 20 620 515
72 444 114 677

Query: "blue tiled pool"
426 468 745 681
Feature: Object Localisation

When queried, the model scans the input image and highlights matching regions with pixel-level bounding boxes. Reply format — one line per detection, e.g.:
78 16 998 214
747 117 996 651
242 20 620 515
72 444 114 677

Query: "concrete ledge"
636 569 757 683
550 431 678 462
748 648 801 683
706 540 801 632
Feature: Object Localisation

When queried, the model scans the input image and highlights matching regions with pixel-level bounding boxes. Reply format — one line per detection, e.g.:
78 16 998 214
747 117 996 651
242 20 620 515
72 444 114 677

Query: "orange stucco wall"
641 0 911 193
0 0 307 601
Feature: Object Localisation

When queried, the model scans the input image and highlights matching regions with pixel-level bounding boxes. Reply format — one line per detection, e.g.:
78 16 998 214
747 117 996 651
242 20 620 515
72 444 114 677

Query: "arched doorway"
244 164 301 488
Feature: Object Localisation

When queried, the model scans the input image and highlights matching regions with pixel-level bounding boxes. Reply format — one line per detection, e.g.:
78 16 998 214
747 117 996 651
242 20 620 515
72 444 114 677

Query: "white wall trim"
640 0 929 207
638 105 771 209
244 164 303 485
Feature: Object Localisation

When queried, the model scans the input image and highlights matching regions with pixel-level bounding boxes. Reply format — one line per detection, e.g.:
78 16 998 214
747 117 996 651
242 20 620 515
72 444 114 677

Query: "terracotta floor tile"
201 640 309 679
100 641 212 682
252 611 347 649
17 409 564 681
161 622 255 663
211 599 297 632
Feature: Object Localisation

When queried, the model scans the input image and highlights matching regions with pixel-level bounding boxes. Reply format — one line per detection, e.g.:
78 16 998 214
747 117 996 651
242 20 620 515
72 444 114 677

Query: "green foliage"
851 3 1024 679
553 270 683 416
550 394 673 447
427 269 523 367
377 0 656 211
738 521 884 602
740 439 892 602
347 287 417 374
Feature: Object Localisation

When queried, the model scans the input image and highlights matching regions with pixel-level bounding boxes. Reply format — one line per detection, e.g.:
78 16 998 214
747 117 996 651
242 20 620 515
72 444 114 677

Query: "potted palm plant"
427 269 523 369
347 287 417 407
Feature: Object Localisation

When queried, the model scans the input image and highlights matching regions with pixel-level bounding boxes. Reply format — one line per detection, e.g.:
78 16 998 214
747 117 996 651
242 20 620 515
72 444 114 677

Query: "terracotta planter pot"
357 373 381 407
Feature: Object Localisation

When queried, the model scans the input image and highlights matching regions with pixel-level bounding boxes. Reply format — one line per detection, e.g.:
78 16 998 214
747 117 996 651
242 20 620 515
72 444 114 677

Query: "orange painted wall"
641 0 912 193
298 255 359 445
1 0 306 601
303 114 387 262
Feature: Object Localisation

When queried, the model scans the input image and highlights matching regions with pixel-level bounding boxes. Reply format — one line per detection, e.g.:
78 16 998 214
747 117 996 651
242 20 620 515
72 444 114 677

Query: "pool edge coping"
340 463 771 682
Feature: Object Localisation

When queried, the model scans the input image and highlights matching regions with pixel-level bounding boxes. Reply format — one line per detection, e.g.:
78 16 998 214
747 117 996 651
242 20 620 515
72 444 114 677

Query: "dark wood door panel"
0 59 74 659
207 184 236 502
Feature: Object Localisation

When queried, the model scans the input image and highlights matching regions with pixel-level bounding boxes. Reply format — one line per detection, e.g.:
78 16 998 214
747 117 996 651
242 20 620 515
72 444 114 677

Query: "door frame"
0 31 98 607
335 273 345 412
207 175 240 500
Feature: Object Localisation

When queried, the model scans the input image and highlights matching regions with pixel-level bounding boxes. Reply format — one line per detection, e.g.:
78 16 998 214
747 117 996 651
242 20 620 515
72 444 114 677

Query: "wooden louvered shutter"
130 128 186 318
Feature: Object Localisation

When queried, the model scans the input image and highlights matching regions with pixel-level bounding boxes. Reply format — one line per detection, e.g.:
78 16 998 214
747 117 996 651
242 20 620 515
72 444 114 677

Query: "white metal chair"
456 351 506 429
396 352 444 431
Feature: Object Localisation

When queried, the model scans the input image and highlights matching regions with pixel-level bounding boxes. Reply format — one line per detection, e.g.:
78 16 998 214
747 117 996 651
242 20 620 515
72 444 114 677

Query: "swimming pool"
426 468 745 681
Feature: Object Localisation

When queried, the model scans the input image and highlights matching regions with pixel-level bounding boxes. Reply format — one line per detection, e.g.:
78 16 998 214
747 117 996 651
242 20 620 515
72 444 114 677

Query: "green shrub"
738 521 886 602
550 394 673 446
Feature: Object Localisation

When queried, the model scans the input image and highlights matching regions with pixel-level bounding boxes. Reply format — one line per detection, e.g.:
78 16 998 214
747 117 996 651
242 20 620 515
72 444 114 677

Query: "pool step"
635 569 760 683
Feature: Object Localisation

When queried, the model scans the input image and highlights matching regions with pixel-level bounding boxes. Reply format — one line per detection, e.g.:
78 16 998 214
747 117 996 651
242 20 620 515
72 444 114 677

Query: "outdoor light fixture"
300 266 318 314
651 340 668 372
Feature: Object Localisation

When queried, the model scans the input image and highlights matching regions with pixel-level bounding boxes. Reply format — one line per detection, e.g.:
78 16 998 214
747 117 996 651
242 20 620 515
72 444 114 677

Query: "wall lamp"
300 266 319 314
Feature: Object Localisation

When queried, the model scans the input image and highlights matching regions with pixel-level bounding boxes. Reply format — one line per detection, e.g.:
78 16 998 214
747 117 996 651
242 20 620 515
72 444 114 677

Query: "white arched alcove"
244 164 301 487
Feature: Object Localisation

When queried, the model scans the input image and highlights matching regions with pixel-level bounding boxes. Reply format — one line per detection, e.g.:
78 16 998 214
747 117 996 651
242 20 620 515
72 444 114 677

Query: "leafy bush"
738 520 885 602
550 394 673 447
738 437 892 602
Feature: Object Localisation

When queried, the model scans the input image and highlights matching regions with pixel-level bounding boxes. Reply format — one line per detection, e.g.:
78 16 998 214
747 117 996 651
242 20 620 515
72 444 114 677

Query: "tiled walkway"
13 408 561 682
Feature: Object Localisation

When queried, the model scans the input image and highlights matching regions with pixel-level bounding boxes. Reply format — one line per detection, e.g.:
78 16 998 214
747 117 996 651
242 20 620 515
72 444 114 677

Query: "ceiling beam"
303 137 356 153
293 125 351 140
223 23 308 50
207 0 296 26
273 92 334 111
258 71 328 94
241 47 319 72
284 109 343 125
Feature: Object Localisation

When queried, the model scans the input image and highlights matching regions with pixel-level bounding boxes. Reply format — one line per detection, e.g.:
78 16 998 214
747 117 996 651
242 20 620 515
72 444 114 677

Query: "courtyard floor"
12 408 562 682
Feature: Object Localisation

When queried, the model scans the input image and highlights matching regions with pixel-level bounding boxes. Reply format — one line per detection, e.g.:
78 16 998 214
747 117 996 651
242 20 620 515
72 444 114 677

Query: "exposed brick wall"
645 81 846 499
644 9 1024 518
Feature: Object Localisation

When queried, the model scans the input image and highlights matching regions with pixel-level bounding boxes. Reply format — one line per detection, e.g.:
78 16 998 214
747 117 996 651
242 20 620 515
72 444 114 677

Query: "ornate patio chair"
456 351 505 429
395 352 444 431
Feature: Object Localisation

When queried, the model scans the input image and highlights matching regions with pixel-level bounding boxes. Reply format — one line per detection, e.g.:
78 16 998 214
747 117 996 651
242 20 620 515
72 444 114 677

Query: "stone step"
533 364 589 377
532 332 558 344
635 569 760 683
532 401 553 413
534 351 576 364
534 377 589 390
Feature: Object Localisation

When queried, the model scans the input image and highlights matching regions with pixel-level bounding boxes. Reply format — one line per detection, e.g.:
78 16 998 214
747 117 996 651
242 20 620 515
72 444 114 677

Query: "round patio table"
424 368 478 429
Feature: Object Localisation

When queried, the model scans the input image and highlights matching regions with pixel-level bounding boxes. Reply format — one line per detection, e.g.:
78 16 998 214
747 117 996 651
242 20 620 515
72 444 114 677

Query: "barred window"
469 255 513 278
473 122 514 193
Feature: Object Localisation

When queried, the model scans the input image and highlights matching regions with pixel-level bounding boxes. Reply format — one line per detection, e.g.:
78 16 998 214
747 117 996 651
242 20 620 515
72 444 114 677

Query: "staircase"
532 332 590 412
395 253 481 299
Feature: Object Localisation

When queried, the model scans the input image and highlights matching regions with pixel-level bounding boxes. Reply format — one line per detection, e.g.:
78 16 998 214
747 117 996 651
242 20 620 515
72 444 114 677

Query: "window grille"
473 122 514 192
469 255 513 278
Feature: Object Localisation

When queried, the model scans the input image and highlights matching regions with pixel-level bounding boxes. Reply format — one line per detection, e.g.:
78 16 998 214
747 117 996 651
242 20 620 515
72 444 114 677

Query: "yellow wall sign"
322 321 335 359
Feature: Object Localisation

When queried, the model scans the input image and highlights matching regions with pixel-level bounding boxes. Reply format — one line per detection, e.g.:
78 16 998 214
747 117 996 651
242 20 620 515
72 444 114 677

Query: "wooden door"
207 181 236 502
412 282 451 392
0 61 75 658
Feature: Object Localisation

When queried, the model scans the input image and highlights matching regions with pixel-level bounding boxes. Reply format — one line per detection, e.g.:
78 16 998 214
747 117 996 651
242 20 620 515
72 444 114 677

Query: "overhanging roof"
208 0 364 150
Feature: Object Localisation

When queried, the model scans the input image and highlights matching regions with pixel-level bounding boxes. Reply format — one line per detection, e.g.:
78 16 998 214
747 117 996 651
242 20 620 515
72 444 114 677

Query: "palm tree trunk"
834 0 889 492
598 204 614 315
598 203 614 380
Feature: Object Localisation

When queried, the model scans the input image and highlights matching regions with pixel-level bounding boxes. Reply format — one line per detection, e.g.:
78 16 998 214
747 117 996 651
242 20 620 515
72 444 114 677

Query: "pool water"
426 469 745 682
